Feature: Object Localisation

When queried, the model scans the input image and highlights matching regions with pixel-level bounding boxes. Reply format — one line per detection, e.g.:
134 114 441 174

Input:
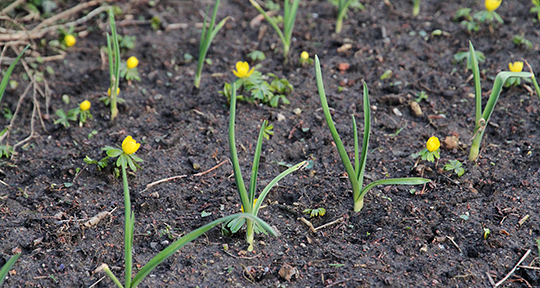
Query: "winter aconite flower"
485 0 502 12
126 56 139 69
80 100 91 111
426 136 440 152
122 135 140 155
241 198 257 213
107 87 120 96
233 61 254 78
508 61 523 73
301 51 309 61
65 35 76 47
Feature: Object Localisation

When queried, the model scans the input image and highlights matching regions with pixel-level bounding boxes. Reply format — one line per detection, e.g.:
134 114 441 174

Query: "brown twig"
31 0 105 31
140 175 188 194
298 217 316 233
315 217 344 231
193 159 230 177
494 249 531 287
0 0 25 16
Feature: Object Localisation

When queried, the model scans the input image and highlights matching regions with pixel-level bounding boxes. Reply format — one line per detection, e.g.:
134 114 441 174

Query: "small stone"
338 62 350 72
277 113 286 122
442 136 459 150
150 242 158 249
293 108 302 115
393 107 402 116
410 101 423 117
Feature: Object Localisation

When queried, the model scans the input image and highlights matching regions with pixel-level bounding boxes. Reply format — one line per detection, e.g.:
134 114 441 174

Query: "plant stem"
246 219 254 252
121 164 132 287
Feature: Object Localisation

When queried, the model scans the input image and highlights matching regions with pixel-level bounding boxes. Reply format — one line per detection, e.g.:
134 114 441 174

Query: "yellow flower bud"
122 135 141 155
508 61 523 73
64 35 76 47
485 0 502 12
301 51 309 61
126 56 139 69
79 100 91 111
241 199 258 213
107 87 120 96
426 136 440 152
233 61 254 78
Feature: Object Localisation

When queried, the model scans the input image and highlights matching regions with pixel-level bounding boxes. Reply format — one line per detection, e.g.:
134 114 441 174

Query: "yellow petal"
485 0 502 11
426 136 440 152
122 135 140 154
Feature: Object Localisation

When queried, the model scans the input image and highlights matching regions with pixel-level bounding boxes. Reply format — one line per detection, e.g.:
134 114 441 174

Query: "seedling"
304 207 326 217
418 136 440 162
227 83 306 251
315 56 430 212
299 51 313 66
412 0 421 16
454 8 480 32
95 136 277 287
221 62 293 108
248 50 266 62
474 0 503 24
468 42 533 161
532 0 540 20
0 253 20 286
505 61 526 87
54 101 93 128
483 227 491 240
262 123 274 140
194 0 230 88
415 91 428 102
120 56 140 81
443 160 465 177
329 0 365 33
105 8 121 120
249 0 300 60
454 49 485 71
513 35 533 49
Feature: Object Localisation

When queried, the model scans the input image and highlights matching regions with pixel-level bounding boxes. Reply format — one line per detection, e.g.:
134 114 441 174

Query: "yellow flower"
122 135 140 155
126 56 139 69
241 198 257 213
107 87 120 96
426 136 440 152
79 100 91 111
301 51 309 61
233 61 254 78
64 35 76 47
508 61 523 73
485 0 502 11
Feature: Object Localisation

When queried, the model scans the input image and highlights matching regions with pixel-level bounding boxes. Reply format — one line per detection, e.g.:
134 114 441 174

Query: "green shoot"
412 0 421 16
332 0 365 33
474 0 503 24
314 56 430 212
468 42 533 161
0 253 21 287
454 49 485 71
248 50 266 62
106 8 121 120
443 160 465 177
0 45 29 105
228 82 306 251
194 0 230 88
249 0 300 60
525 61 540 103
513 35 533 49
532 0 540 20
304 207 326 217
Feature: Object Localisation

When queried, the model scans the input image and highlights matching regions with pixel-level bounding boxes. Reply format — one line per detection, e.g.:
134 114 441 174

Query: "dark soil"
1 0 540 287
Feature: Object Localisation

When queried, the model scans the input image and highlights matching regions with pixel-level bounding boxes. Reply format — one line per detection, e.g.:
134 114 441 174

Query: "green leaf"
130 213 276 287
358 178 431 203
105 148 123 158
0 253 21 287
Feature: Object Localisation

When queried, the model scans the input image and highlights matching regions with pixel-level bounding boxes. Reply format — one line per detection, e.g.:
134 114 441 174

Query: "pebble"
277 113 286 121
393 107 402 116
410 101 423 117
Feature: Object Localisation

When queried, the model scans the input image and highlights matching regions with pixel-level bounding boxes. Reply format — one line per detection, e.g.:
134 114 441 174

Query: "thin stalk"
412 0 420 16
314 56 360 203
96 264 124 288
336 0 353 33
469 42 482 124
469 70 533 161
108 8 120 120
121 165 132 287
194 0 230 88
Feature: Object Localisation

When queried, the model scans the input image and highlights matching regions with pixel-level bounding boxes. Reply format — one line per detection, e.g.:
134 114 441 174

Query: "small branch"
315 217 344 231
0 0 25 16
494 249 531 287
141 175 188 194
193 159 230 177
298 217 316 233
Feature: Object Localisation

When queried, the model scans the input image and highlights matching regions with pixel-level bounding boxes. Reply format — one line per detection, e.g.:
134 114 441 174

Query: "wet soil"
1 0 540 287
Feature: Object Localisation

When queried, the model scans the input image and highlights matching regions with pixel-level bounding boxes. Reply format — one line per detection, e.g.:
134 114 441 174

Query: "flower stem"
121 164 132 287
246 219 254 252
